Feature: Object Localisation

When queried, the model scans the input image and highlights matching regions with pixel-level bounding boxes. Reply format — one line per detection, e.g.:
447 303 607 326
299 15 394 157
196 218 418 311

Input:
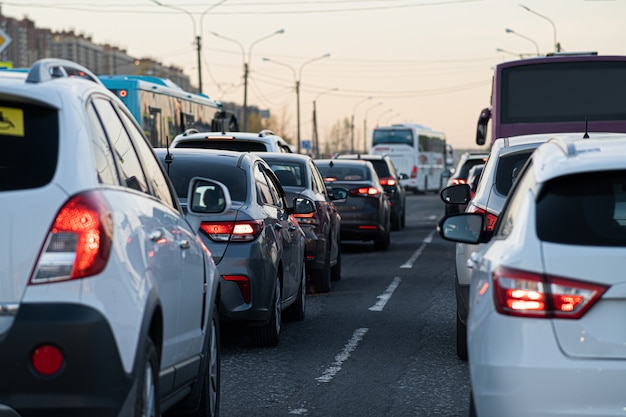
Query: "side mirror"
438 213 484 244
294 197 315 215
476 107 491 146
440 184 471 205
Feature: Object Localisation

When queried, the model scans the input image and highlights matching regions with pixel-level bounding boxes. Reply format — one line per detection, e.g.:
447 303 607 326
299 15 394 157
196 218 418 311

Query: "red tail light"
492 266 608 319
31 192 113 284
200 220 263 242
467 206 498 231
379 176 397 186
450 178 467 185
323 177 337 183
410 166 417 179
349 187 380 197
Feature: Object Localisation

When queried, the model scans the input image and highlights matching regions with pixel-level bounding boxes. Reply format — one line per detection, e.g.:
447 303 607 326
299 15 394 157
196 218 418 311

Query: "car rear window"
0 101 58 191
317 164 371 181
266 162 304 187
367 160 391 178
458 158 486 179
494 150 534 196
160 158 248 202
536 171 626 246
175 139 268 152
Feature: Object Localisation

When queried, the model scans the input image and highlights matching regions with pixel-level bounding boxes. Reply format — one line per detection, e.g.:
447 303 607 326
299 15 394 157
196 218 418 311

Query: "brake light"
323 177 337 183
450 178 467 185
410 166 417 179
31 192 113 284
492 266 608 319
467 206 498 231
349 187 380 197
200 220 263 242
379 176 397 186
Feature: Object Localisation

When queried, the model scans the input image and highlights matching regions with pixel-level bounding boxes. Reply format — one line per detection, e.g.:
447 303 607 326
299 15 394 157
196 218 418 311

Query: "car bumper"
0 303 132 417
470 310 626 417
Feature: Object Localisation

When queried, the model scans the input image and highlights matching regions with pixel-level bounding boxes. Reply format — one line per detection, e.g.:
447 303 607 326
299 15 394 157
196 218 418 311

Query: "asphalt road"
219 192 471 417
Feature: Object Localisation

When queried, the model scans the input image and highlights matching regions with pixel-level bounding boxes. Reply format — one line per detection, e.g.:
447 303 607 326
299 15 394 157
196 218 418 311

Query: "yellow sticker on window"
0 107 24 137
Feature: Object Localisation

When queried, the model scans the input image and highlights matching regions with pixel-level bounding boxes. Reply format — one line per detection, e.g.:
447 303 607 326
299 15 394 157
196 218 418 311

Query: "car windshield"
536 170 626 247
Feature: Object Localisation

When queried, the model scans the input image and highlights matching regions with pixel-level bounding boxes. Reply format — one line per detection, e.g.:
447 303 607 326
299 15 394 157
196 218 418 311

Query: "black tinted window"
0 101 58 191
494 150 534 196
176 139 268 152
536 171 626 246
317 164 370 181
159 157 247 202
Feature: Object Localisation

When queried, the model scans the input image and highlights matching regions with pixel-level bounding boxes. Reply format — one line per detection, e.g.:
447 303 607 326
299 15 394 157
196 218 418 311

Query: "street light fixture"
312 87 339 158
351 97 372 153
263 53 331 153
496 47 524 59
505 27 541 56
519 4 560 52
209 29 284 131
363 101 382 151
150 0 227 94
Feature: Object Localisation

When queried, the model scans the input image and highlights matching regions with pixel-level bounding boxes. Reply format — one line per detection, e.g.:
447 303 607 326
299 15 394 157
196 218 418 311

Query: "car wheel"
284 260 306 322
456 311 468 361
135 337 159 417
331 245 341 282
469 389 477 417
309 250 331 293
165 304 221 417
250 275 281 347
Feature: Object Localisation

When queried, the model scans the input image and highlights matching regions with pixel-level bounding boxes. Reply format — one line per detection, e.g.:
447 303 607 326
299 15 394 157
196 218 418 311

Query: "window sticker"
0 107 24 137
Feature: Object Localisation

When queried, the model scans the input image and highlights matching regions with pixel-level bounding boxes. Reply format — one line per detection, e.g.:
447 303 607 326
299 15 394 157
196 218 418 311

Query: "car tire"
250 274 281 347
331 246 341 282
309 250 331 293
391 213 401 231
165 304 221 417
284 261 306 322
135 337 160 417
456 311 468 361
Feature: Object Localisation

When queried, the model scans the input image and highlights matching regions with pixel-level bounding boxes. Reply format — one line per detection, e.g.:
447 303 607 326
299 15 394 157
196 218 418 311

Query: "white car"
171 129 293 153
0 59 223 416
440 133 626 417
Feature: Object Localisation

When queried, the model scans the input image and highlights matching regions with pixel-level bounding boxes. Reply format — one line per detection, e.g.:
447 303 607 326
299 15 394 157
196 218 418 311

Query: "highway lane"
219 193 470 417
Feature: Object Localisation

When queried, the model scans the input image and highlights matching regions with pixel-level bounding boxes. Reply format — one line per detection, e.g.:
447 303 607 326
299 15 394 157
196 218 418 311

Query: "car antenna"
165 135 173 175
583 118 589 139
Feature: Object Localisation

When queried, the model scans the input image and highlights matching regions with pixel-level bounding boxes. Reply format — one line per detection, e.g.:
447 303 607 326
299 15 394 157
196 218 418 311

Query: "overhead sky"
5 0 625 151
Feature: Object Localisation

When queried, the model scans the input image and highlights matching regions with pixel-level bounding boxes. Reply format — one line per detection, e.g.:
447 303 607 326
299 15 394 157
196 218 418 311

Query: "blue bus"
100 75 238 148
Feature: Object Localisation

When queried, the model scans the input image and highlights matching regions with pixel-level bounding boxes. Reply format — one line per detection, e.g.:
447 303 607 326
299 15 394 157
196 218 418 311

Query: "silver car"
155 148 307 347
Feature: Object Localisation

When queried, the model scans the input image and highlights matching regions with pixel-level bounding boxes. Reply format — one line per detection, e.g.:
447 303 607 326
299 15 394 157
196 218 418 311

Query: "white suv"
0 59 223 416
171 129 293 153
440 133 626 417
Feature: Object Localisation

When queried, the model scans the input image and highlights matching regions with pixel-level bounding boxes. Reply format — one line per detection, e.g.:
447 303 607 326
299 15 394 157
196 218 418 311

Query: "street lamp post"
376 108 393 127
150 0 227 94
505 28 541 56
363 101 382 151
351 97 372 153
519 4 560 52
312 87 338 158
263 53 331 153
209 29 284 131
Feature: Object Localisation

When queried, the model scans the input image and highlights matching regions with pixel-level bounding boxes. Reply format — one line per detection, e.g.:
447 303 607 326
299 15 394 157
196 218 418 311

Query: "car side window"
310 161 327 197
117 108 177 210
265 169 285 209
92 98 149 193
255 163 275 205
86 99 121 186
495 160 536 238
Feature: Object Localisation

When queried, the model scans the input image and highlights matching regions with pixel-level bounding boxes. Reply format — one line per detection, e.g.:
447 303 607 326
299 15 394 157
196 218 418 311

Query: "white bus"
369 123 448 194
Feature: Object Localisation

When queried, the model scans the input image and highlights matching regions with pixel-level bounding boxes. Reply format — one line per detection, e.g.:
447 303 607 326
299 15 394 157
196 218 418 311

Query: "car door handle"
149 230 163 241
179 239 191 249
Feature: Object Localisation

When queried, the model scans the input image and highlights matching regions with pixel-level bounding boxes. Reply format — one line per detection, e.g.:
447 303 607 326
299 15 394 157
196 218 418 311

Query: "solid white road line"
315 328 369 383
400 229 435 269
368 276 401 312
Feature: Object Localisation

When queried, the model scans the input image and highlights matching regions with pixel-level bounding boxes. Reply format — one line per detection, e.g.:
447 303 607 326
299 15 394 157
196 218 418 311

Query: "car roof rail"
258 129 276 137
26 58 103 86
